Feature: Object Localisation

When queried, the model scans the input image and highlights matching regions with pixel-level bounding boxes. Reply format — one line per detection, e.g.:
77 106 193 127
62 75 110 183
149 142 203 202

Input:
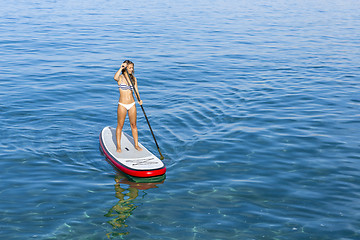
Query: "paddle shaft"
124 69 164 160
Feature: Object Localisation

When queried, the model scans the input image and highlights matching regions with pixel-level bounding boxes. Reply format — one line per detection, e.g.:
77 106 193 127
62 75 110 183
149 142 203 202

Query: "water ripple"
1 0 360 239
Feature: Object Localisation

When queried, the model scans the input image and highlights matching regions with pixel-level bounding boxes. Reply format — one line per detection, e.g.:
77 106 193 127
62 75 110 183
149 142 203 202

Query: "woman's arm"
133 76 143 105
114 64 127 81
114 69 121 81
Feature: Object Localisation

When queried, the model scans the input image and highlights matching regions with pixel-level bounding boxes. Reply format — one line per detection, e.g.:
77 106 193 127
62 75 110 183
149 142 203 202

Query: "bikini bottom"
118 102 135 110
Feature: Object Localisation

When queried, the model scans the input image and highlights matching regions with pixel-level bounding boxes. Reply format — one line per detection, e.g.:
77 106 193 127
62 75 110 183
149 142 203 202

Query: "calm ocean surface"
1 0 360 239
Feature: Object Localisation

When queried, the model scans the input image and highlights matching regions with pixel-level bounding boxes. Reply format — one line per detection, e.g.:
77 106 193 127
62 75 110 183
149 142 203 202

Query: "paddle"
124 68 164 160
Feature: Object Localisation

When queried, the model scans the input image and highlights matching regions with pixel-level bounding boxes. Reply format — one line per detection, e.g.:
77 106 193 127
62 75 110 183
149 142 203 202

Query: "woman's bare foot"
116 147 122 153
134 145 142 151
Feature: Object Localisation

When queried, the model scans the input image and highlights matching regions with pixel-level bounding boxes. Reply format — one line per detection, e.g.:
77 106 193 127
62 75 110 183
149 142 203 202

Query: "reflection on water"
105 173 165 238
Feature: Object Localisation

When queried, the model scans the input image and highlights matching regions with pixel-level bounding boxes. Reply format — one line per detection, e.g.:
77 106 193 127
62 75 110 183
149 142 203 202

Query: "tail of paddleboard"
99 126 166 178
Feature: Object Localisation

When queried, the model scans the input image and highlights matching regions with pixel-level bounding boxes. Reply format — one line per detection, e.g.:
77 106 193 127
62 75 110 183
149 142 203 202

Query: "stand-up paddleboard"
99 126 166 178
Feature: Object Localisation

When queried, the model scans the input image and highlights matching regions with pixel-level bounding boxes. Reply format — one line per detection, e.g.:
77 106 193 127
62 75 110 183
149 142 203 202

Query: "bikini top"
118 83 133 91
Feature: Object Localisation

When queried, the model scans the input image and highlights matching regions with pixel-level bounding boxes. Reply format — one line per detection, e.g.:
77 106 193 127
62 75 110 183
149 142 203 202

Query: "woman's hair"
122 60 134 74
123 59 134 65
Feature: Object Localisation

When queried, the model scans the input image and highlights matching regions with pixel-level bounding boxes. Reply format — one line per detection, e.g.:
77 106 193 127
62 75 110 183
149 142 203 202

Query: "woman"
114 60 143 153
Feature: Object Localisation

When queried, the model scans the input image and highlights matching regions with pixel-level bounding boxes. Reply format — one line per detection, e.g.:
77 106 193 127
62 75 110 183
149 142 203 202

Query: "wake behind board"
99 126 166 178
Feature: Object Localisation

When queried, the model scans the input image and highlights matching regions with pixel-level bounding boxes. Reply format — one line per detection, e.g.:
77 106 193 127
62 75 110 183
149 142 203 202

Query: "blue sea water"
1 0 360 239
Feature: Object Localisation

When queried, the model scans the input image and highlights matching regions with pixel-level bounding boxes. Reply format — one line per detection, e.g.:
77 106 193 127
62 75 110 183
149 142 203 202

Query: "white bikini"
118 102 135 110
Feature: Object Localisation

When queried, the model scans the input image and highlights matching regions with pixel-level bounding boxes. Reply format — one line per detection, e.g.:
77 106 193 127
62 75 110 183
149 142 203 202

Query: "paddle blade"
158 149 164 160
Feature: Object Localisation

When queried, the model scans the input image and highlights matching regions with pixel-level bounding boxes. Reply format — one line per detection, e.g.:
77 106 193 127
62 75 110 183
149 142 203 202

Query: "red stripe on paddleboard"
99 133 166 178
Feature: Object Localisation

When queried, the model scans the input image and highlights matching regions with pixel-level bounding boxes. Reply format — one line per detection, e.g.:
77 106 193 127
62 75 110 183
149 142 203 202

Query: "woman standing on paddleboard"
114 60 143 153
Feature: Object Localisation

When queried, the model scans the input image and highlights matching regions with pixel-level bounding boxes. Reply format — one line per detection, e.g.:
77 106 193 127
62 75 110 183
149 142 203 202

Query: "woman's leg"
116 104 127 152
128 105 142 151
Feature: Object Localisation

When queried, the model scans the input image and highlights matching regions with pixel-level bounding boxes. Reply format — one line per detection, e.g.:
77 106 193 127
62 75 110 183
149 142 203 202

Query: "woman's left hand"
138 100 143 105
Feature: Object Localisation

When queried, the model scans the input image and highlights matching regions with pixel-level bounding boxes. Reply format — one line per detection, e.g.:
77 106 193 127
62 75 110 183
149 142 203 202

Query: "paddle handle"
139 105 164 160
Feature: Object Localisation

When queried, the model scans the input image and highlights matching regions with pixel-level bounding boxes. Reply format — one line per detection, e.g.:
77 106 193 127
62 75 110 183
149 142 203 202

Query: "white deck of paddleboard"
101 126 164 170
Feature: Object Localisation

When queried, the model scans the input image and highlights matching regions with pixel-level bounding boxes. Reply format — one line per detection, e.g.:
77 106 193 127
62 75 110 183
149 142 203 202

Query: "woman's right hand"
120 63 128 71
